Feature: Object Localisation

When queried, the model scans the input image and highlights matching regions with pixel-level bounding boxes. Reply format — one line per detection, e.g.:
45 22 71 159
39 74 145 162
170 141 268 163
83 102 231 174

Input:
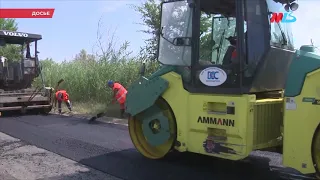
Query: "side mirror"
211 39 216 47
187 0 195 8
173 37 191 46
139 62 146 76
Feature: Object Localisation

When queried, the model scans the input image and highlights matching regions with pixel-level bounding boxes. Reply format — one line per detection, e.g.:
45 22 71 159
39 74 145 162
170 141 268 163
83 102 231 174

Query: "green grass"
35 59 141 104
32 50 160 114
70 101 124 117
69 101 108 115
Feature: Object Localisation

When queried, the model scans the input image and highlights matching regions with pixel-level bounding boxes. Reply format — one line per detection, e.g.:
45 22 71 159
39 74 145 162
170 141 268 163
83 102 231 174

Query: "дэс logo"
199 67 227 86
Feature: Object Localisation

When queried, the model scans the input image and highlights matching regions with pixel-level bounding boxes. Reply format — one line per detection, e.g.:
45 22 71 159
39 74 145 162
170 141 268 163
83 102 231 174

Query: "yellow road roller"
125 0 320 179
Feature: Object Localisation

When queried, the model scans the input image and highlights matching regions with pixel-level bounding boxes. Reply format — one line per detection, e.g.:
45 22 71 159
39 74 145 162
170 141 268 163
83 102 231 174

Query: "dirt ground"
53 102 128 126
0 132 120 180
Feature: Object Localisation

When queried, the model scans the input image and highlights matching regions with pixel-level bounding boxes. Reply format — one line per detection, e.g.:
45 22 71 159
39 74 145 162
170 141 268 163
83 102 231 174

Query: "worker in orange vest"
54 89 72 114
107 80 127 118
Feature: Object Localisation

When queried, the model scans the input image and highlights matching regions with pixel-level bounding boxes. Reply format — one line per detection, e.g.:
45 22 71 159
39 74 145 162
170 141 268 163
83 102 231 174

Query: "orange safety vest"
55 90 69 102
113 83 127 104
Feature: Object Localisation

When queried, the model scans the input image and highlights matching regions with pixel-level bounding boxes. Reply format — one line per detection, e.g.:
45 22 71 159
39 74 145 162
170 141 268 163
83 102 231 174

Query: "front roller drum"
128 98 177 159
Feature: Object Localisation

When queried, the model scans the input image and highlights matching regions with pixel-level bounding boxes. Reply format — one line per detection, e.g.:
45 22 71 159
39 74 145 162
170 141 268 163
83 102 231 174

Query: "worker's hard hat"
107 80 113 86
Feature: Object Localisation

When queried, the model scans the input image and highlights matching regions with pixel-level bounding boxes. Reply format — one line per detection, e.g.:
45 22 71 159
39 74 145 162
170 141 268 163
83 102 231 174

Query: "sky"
0 0 319 62
0 0 149 62
290 0 320 50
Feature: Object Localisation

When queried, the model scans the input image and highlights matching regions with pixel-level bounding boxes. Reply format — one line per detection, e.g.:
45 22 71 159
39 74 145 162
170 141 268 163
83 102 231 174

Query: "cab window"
157 1 193 66
266 0 294 50
199 14 237 65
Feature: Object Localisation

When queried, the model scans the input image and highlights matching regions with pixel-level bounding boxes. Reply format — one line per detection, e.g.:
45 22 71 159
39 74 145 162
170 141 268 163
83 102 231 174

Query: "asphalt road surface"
0 114 289 180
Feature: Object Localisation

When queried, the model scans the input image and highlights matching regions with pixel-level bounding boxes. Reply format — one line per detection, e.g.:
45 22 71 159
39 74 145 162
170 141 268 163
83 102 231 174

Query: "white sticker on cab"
285 97 297 110
199 67 227 86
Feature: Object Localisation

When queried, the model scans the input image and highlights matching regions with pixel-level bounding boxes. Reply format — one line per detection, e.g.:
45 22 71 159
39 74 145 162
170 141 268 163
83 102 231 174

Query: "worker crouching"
55 90 72 114
107 80 127 118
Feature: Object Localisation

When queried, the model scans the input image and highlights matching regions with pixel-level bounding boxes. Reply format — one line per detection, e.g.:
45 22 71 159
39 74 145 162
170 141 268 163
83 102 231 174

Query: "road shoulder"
52 112 128 126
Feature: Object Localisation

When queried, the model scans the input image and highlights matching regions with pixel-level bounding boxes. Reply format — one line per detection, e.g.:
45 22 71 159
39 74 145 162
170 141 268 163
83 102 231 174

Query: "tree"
132 1 229 64
93 17 133 63
0 18 21 61
0 19 17 30
131 0 161 62
74 49 95 63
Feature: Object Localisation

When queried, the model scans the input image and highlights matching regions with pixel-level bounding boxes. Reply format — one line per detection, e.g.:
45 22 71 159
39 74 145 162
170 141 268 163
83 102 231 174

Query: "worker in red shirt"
107 80 127 118
54 89 72 114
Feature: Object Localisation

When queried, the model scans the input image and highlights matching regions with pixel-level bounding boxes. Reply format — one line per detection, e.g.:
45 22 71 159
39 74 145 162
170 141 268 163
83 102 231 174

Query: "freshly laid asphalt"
0 114 285 180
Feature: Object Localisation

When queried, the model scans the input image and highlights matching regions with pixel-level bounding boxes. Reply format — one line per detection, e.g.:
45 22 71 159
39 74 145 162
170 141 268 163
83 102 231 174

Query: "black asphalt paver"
0 114 282 180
